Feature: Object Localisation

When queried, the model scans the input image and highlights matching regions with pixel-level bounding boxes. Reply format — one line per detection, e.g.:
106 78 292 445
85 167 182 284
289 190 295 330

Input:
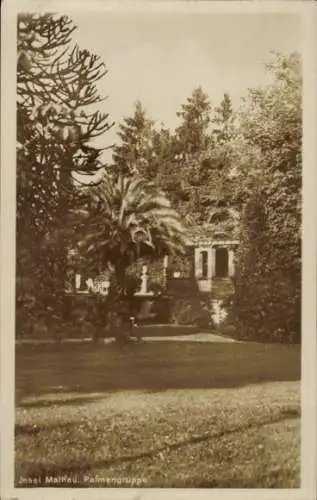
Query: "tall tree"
165 87 213 224
112 101 154 176
172 88 237 230
175 86 211 156
146 127 187 208
232 52 302 342
212 92 234 144
16 14 113 333
205 92 238 228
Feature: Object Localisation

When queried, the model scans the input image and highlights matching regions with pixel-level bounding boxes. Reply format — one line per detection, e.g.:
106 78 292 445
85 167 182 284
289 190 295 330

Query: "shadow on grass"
15 421 73 437
17 394 109 409
15 409 300 487
16 340 301 402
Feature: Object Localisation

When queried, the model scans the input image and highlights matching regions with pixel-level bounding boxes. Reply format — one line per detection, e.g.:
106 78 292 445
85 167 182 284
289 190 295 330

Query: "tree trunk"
107 267 131 344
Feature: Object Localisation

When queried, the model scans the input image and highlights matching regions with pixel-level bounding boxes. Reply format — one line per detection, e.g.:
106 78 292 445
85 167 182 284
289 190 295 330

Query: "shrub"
170 296 212 327
231 194 301 343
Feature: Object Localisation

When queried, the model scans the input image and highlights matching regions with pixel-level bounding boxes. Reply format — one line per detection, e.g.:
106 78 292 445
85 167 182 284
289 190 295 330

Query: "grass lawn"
15 340 301 488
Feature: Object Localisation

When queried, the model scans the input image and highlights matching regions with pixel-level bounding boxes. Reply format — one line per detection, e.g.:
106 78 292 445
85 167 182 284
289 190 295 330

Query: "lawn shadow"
17 394 109 409
15 421 73 437
16 340 301 400
15 406 300 487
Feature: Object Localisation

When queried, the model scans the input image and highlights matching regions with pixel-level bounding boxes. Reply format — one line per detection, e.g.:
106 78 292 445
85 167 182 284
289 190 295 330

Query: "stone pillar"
211 247 216 277
228 248 235 277
194 248 202 279
75 273 81 290
207 248 213 281
162 255 168 287
194 247 213 292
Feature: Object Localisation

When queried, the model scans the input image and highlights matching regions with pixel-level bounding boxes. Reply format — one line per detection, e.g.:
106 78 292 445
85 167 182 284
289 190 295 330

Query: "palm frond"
76 173 188 270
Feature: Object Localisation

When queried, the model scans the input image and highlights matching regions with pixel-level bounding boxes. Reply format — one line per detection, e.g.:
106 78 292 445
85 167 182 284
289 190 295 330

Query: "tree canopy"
107 52 301 342
231 52 301 342
73 174 189 280
16 13 114 332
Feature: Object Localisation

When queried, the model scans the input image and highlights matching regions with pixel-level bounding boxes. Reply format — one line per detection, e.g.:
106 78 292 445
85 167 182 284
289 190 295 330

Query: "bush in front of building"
231 194 301 344
169 295 212 328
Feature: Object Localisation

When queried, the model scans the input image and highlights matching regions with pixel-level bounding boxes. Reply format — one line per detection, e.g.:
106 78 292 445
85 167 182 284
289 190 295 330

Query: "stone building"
187 224 238 293
67 224 238 299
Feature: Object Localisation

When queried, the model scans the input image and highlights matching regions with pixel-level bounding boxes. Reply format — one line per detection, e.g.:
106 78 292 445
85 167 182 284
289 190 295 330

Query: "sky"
69 11 301 160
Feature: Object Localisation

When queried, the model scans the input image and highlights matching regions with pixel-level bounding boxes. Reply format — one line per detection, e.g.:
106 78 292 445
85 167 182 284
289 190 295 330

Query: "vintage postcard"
1 1 316 499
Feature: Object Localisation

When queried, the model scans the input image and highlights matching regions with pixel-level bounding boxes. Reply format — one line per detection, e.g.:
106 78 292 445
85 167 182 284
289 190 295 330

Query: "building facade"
67 225 239 297
192 239 238 293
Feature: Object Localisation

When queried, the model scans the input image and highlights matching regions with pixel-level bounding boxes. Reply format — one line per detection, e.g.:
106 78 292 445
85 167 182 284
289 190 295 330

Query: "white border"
1 2 316 500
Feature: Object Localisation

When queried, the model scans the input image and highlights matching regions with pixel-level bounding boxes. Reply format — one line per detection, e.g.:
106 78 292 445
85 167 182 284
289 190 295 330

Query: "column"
211 246 216 277
228 248 235 277
162 255 168 288
194 248 202 278
75 273 81 290
207 248 213 280
206 247 213 291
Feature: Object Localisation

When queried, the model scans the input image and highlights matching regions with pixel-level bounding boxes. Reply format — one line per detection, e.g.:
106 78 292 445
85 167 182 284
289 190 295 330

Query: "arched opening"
215 247 229 278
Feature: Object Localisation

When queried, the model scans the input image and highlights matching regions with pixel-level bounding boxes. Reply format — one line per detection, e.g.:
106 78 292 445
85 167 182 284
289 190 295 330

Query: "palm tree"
73 173 189 340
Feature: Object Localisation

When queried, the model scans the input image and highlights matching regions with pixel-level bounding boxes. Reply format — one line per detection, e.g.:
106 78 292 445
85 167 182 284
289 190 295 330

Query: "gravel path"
16 333 239 345
142 333 239 343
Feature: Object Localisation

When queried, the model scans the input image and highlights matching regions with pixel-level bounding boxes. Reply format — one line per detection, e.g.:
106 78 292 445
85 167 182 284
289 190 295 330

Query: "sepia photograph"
1 0 316 498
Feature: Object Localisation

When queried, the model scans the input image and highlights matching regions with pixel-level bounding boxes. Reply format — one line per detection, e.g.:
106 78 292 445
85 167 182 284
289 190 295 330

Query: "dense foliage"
71 174 189 339
111 53 301 343
231 53 301 342
112 88 237 230
16 14 113 334
16 13 301 344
